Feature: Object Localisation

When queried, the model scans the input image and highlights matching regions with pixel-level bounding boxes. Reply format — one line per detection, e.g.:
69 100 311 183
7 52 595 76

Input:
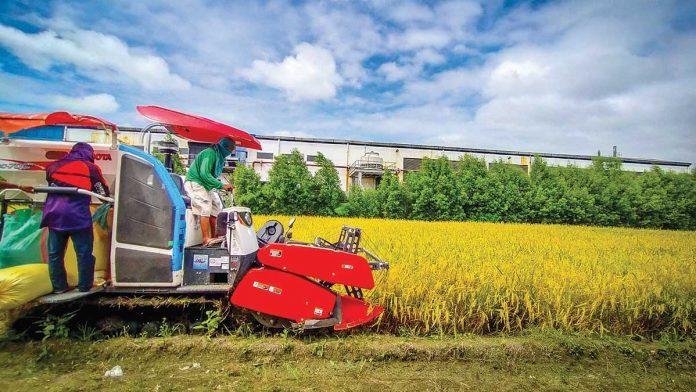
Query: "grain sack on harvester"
0 107 389 333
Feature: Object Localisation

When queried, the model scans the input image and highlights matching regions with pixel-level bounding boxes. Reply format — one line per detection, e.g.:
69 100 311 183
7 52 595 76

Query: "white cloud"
306 3 383 86
383 1 696 163
387 2 434 23
240 43 343 101
377 49 447 83
434 1 482 31
388 28 452 50
0 23 190 91
0 71 121 114
52 93 120 113
402 67 485 103
380 0 481 52
378 62 414 82
414 48 447 65
485 58 551 97
1 0 694 164
348 103 473 138
265 129 315 138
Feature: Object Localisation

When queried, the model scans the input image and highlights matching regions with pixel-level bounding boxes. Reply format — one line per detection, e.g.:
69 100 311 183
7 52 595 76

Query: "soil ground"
1 332 695 391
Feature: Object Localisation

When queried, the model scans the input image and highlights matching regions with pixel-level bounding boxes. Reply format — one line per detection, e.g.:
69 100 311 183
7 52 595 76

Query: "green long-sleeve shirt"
185 148 224 190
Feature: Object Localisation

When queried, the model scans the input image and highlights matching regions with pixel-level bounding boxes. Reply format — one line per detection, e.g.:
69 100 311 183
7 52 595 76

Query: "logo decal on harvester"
0 159 44 171
269 286 282 294
269 249 282 257
314 308 324 316
253 281 282 294
341 264 354 270
192 254 209 270
94 153 112 161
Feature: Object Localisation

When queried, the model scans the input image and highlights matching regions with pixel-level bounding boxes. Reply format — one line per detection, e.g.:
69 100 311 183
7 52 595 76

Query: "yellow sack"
0 264 52 311
63 209 112 286
6 203 113 287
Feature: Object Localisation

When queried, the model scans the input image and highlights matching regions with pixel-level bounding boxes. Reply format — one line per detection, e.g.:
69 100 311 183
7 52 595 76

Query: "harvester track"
9 293 247 339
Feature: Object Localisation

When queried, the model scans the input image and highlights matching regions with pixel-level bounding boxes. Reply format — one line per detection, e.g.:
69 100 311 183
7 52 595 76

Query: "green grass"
1 333 695 391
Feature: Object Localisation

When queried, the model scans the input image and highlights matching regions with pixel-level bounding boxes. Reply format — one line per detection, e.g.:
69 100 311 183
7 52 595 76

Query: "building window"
403 158 422 171
306 155 317 162
235 150 248 161
257 152 274 160
187 142 210 157
404 157 482 172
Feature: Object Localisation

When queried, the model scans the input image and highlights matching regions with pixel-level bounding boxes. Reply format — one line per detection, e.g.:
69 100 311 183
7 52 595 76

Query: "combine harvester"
0 106 388 333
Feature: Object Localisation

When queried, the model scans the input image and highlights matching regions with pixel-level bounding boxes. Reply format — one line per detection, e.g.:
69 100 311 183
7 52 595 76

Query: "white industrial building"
250 135 692 191
18 126 692 192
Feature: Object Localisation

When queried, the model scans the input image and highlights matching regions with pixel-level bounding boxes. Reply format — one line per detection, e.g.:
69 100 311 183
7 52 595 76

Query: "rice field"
257 215 696 337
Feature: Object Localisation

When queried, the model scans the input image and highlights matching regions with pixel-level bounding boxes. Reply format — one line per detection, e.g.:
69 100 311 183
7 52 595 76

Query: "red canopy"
136 105 262 150
0 112 117 134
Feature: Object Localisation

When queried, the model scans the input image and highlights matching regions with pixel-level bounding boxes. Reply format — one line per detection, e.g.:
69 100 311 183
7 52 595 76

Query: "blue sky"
1 0 695 163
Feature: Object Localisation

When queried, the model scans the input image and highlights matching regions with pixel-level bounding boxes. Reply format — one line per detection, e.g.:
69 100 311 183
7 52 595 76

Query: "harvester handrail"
34 186 114 203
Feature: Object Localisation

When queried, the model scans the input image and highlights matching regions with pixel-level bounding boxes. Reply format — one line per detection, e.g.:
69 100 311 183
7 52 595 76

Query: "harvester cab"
0 106 389 332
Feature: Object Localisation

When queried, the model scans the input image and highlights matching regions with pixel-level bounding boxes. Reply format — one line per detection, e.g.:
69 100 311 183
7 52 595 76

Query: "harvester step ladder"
175 284 232 294
38 286 105 304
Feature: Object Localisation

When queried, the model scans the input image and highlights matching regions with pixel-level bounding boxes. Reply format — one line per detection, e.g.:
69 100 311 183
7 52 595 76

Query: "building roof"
117 127 692 168
255 135 692 168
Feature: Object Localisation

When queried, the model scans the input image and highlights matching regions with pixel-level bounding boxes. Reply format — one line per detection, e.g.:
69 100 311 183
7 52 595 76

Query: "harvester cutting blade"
334 294 383 330
251 311 293 329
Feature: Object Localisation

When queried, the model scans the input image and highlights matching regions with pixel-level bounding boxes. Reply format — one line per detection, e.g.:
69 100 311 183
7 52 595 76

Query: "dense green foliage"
233 151 696 230
234 149 346 216
231 164 268 212
153 151 186 175
377 170 408 219
263 150 315 215
311 153 346 215
153 134 186 175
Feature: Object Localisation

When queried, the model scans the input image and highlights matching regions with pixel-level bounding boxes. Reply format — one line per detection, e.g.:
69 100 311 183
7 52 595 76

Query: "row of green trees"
233 151 346 216
233 150 696 230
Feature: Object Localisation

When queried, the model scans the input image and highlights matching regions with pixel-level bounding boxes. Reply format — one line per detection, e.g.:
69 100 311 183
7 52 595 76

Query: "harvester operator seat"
169 173 191 208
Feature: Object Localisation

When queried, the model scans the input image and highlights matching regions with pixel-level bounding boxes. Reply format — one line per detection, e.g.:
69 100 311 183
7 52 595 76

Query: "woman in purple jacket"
42 142 110 293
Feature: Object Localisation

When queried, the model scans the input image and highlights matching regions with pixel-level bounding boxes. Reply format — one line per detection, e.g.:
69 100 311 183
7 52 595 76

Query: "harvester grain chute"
0 106 389 333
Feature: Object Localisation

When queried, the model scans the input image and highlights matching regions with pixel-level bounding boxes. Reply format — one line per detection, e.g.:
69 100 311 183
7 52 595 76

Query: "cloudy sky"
1 0 695 163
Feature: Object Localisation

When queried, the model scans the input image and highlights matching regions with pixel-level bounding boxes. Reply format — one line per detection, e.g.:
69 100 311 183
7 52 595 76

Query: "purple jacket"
41 143 110 232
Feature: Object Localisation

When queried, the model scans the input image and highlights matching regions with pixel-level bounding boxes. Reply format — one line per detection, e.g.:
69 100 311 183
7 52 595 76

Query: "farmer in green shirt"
184 137 235 245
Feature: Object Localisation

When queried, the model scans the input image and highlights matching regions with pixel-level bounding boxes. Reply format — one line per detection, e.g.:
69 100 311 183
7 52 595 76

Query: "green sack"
0 209 44 268
92 202 113 230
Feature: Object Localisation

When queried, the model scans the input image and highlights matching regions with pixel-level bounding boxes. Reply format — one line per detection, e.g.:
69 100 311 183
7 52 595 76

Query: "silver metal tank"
361 151 383 170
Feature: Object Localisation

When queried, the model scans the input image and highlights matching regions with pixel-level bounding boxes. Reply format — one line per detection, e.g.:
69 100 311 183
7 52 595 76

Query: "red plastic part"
136 105 262 149
0 112 117 134
230 267 336 322
257 244 375 289
334 294 384 330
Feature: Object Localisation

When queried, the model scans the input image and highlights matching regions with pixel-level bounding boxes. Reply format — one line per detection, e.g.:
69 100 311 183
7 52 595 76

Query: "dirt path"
1 334 695 391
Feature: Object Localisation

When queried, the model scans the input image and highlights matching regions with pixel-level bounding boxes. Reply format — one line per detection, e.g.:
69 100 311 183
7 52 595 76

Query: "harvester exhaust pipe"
157 139 179 173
